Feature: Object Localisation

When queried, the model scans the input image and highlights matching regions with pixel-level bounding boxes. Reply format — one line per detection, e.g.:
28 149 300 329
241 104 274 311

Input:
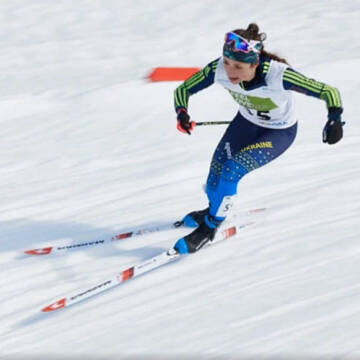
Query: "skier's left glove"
322 107 344 145
176 109 195 135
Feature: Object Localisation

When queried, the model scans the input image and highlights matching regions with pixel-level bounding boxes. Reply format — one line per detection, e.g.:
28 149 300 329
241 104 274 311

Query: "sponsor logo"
56 240 105 250
137 258 158 270
241 141 273 152
70 280 112 301
260 120 287 127
227 89 278 111
224 142 232 159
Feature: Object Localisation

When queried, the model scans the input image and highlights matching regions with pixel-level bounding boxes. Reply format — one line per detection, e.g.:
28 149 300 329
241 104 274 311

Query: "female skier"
173 23 344 254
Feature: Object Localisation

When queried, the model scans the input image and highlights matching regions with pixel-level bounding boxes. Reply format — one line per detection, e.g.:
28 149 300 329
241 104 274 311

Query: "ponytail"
233 23 289 65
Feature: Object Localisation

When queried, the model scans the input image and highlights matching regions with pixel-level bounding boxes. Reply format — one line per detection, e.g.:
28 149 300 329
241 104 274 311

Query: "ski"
24 222 180 256
25 207 266 256
41 221 253 312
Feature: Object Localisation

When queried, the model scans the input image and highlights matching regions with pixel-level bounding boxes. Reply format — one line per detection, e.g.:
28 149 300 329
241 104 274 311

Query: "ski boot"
174 213 223 254
178 207 209 228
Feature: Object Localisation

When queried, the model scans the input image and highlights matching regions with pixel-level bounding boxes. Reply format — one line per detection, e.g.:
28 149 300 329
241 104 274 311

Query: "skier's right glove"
322 107 344 145
176 109 195 135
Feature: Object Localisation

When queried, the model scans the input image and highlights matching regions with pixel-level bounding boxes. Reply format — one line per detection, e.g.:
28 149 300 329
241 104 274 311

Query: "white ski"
41 221 253 312
25 207 266 256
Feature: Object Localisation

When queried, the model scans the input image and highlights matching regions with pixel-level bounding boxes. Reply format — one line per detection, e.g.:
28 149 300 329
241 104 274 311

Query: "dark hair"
233 23 289 65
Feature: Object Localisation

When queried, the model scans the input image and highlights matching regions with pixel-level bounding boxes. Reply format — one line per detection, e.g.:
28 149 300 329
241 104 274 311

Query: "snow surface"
0 0 360 358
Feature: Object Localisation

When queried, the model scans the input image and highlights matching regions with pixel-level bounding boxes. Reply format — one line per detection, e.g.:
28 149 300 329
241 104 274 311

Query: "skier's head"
223 23 266 65
222 23 266 84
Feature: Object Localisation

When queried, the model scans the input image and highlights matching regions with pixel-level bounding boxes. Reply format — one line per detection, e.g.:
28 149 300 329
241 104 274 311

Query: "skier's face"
223 56 258 83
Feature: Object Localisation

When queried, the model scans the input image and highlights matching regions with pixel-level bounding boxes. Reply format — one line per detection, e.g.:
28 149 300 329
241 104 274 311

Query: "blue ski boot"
174 213 223 254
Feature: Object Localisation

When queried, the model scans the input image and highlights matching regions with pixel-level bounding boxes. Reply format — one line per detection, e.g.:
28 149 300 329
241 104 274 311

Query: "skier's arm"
282 68 343 119
174 58 219 113
283 68 344 144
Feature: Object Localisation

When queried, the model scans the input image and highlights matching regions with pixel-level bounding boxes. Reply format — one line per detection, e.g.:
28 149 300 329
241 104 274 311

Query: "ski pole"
195 121 231 126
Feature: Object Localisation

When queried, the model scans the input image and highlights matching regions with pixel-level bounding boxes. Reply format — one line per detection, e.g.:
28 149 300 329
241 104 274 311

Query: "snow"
0 0 360 358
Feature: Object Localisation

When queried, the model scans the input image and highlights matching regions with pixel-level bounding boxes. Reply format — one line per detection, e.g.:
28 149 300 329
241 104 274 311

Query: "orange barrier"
147 67 201 82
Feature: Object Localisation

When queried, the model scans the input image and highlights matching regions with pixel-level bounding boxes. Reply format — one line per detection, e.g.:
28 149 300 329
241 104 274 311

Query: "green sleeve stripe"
179 86 186 106
174 85 188 108
174 58 219 111
262 61 270 74
283 76 322 95
328 85 341 107
283 69 322 87
181 72 201 88
174 89 182 108
184 74 204 89
320 85 342 107
211 60 219 70
320 90 334 107
184 72 205 89
285 71 342 107
283 70 323 90
176 87 184 107
185 58 218 89
283 71 323 94
284 69 342 108
203 64 211 76
183 87 189 106
186 71 203 82
174 72 205 108
174 88 180 106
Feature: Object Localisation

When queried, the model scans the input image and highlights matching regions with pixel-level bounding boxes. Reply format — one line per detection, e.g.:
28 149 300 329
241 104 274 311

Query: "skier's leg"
175 113 297 253
206 116 298 222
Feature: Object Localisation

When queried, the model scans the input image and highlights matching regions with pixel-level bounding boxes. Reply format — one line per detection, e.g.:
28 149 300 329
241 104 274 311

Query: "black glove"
323 107 344 145
176 109 195 135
